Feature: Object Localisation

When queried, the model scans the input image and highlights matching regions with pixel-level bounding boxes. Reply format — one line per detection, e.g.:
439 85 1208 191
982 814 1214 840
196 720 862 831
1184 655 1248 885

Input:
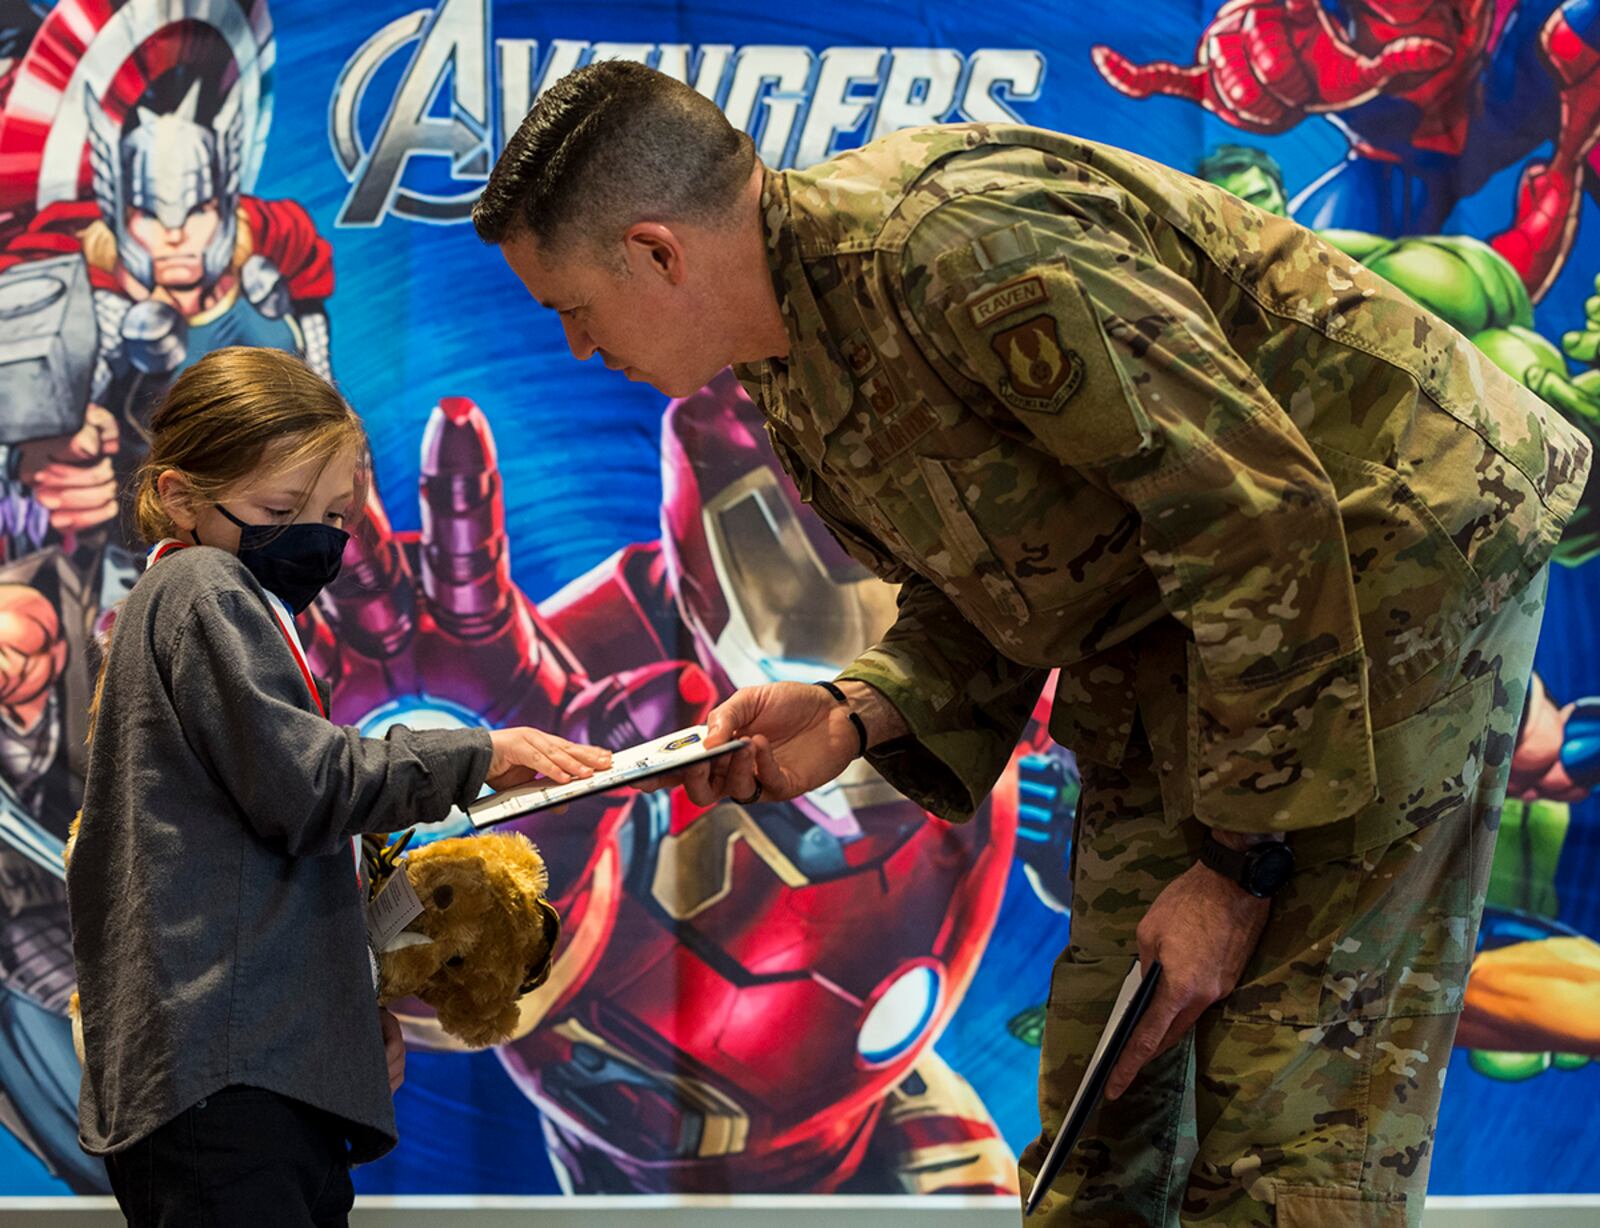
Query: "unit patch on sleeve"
989 314 1085 414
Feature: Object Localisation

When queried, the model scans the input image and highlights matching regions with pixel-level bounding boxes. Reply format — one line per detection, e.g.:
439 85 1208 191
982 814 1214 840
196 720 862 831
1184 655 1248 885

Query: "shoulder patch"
989 314 1085 414
967 274 1048 329
937 255 1154 463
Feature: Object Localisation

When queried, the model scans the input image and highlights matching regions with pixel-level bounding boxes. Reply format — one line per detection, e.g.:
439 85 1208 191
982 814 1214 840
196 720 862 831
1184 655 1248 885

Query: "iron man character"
311 372 1070 1193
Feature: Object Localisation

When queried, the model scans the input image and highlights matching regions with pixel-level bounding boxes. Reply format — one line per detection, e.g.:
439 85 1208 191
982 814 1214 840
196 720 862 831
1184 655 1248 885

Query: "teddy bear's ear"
517 899 563 995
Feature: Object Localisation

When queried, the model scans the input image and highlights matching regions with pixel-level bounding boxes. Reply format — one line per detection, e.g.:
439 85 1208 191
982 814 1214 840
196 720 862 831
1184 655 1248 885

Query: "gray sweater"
66 546 492 1160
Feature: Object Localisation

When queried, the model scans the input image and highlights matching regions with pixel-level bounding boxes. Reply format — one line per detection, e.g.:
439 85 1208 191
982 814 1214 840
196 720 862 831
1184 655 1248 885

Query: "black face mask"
198 505 349 614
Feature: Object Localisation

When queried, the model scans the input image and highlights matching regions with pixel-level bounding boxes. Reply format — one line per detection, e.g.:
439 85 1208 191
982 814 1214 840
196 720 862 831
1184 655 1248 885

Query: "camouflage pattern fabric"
1020 573 1546 1226
730 123 1591 1223
732 123 1588 834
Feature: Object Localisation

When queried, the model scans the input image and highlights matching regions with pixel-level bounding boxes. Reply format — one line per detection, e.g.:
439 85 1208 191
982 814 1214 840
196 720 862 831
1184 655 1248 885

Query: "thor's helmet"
84 80 243 290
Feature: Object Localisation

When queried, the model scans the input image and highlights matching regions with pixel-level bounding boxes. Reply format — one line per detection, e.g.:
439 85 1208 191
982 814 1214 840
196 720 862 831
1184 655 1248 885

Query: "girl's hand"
486 728 613 789
380 1008 406 1093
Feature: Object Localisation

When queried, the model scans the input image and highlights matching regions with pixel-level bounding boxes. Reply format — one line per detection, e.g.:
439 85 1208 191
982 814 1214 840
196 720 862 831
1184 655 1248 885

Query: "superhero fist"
1521 283 1600 561
13 404 121 537
1508 673 1588 801
1524 356 1600 447
1012 751 1077 916
303 395 711 789
0 583 66 733
303 395 713 753
1554 271 1600 371
1092 0 1451 133
300 396 602 747
1459 934 1600 1058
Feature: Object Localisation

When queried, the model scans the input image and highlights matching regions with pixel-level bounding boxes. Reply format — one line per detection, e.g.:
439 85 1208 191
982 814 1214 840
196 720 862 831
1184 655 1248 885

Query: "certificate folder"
1025 959 1164 1217
467 725 749 826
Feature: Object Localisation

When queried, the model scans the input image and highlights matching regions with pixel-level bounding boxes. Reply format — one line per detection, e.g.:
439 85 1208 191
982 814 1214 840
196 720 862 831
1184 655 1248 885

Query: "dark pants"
104 1085 354 1228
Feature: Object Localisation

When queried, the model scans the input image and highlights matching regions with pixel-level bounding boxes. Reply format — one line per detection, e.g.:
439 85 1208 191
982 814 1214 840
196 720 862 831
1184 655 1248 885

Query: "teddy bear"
64 817 560 1057
367 829 561 1049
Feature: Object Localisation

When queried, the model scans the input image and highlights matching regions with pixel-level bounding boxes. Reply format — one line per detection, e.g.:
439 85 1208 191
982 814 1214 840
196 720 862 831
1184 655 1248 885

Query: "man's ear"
623 222 687 285
156 469 198 533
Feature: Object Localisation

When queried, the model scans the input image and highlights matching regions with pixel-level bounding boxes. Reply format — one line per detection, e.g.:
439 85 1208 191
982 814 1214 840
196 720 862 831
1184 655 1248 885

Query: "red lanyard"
261 598 326 718
153 540 357 881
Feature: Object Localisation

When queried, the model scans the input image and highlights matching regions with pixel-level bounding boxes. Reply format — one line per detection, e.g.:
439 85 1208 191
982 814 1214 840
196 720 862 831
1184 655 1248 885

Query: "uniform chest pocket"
909 441 1141 626
910 454 1030 623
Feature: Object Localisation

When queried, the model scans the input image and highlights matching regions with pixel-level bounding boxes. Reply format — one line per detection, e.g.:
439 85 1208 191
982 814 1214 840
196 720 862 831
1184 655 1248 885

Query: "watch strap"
1199 831 1251 886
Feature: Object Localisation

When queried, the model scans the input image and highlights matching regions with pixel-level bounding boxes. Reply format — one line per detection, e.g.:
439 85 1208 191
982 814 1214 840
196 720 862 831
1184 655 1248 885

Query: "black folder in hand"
1024 959 1164 1217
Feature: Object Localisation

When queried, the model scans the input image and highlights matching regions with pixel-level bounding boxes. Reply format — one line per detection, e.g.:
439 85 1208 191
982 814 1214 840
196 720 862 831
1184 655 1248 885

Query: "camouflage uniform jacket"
732 124 1591 842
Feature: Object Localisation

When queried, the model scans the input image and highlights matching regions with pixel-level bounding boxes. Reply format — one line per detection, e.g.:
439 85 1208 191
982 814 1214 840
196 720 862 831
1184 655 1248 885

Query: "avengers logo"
328 0 1047 227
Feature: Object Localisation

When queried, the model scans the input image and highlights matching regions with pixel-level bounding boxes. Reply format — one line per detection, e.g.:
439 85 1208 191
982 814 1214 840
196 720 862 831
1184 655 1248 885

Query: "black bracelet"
816 680 870 759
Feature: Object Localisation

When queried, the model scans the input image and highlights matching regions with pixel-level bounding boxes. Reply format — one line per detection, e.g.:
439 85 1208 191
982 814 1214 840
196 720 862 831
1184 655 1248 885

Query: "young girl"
66 346 609 1225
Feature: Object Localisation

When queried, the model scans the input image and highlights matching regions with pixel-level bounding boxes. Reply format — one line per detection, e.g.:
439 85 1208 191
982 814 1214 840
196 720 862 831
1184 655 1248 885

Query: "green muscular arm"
1204 157 1600 558
1321 230 1534 334
1326 233 1600 563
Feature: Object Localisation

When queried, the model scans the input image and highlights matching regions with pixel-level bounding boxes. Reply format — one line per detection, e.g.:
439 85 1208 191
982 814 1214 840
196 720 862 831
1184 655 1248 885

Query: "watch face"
1245 843 1296 896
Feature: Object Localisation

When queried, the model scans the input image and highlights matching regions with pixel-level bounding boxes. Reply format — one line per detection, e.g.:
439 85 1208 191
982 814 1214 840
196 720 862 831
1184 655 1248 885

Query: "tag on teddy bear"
367 868 425 953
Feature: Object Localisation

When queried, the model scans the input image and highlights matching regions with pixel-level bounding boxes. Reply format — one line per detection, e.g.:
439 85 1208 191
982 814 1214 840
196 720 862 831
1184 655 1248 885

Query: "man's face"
499 230 729 398
126 201 222 288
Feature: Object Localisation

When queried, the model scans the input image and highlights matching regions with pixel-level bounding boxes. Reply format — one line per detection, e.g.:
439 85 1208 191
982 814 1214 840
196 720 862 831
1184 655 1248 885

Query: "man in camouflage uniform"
472 62 1590 1226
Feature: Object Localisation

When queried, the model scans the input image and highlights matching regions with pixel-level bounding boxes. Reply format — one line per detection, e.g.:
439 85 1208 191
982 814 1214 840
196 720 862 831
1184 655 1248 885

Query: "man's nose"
561 317 595 361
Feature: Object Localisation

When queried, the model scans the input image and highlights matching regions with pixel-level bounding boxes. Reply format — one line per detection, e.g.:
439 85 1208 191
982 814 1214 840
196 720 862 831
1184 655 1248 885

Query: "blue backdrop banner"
0 0 1596 1201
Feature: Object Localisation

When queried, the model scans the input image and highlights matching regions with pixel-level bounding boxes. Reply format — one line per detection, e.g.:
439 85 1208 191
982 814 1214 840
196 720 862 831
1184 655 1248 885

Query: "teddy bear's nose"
433 884 454 909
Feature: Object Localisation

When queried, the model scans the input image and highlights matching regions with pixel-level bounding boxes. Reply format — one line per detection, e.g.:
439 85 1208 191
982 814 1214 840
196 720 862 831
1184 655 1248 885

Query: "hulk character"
1199 145 1600 1083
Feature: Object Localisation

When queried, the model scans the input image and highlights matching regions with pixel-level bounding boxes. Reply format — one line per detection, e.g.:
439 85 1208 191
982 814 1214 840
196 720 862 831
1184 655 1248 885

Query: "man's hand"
486 728 612 790
380 1007 406 1093
678 681 887 807
14 404 122 535
1103 852 1272 1101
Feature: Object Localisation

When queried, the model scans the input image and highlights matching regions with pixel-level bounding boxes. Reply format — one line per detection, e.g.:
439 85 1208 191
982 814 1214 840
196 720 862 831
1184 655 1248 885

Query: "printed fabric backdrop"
0 0 1597 1202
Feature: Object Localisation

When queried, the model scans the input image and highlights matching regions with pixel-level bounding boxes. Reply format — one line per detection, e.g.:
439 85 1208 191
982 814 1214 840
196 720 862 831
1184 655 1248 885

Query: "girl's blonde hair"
129 346 370 546
90 348 368 744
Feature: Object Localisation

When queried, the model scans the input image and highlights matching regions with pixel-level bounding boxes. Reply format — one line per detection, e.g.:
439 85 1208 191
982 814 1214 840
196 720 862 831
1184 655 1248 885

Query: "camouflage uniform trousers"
1020 570 1550 1228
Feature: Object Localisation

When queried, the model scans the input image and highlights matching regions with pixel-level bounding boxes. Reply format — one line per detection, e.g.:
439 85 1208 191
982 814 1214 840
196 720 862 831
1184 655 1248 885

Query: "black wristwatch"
1198 831 1296 898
